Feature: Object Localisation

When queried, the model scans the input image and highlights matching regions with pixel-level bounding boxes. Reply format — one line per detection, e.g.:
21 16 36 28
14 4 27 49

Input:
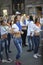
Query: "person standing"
33 18 41 58
12 15 23 65
20 14 28 47
0 20 12 63
27 16 34 52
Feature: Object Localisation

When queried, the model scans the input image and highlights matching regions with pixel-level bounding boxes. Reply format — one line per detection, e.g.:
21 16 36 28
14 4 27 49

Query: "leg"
21 30 27 46
4 39 9 60
31 36 34 50
7 33 11 53
0 40 4 60
13 37 22 60
27 36 32 51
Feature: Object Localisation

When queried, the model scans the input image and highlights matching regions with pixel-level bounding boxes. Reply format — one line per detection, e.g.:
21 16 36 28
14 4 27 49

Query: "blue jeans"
0 39 2 60
13 37 22 60
34 36 40 54
0 38 9 60
27 36 34 50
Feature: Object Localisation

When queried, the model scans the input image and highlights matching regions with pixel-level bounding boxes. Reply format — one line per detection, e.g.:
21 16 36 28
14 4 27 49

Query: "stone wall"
0 0 12 16
25 0 43 17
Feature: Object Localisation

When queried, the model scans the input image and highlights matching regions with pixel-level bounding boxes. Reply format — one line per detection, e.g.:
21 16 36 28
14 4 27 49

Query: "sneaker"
8 50 12 53
2 58 12 63
27 49 32 52
7 58 12 63
36 53 41 57
33 54 38 59
18 61 22 65
2 59 7 63
15 61 19 65
15 60 22 65
8 58 12 61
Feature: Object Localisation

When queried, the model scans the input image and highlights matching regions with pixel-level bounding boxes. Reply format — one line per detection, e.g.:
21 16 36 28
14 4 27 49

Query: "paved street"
0 38 43 65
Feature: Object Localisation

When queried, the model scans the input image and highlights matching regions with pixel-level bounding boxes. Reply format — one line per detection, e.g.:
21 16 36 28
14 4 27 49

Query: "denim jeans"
0 39 2 60
27 36 34 50
13 37 22 60
0 38 9 60
34 36 40 54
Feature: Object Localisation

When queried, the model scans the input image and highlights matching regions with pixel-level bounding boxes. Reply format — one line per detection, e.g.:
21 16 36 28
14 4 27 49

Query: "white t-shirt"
27 21 41 36
27 21 35 36
34 24 41 32
12 24 19 32
1 26 8 35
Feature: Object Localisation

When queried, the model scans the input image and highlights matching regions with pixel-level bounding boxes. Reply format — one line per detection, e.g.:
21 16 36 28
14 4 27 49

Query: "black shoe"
27 49 32 52
24 44 28 46
22 45 25 47
32 49 34 50
8 50 12 53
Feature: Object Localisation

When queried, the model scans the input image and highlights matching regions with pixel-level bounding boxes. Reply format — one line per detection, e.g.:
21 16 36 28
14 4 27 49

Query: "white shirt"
12 24 19 32
1 26 8 35
34 24 41 33
27 21 41 36
27 21 35 36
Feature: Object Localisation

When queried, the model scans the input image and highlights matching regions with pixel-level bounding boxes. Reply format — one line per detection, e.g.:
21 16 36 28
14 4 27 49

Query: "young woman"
33 18 41 58
20 14 28 47
12 15 23 65
27 16 34 52
0 20 12 63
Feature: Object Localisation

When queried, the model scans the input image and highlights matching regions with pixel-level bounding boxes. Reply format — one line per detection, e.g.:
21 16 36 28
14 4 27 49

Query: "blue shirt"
16 21 22 31
41 25 43 30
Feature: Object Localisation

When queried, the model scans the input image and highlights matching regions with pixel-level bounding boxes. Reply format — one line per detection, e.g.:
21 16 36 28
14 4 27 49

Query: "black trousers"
21 29 27 46
7 33 11 51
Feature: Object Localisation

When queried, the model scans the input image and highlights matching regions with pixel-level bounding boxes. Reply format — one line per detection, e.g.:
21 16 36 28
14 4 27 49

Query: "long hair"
29 16 33 21
14 15 17 24
35 18 38 24
0 20 3 25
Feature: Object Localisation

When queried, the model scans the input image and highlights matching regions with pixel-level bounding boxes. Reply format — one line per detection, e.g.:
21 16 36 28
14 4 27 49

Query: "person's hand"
20 31 24 34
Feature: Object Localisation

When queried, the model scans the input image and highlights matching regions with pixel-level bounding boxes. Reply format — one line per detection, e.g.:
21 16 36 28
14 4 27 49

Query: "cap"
15 11 21 15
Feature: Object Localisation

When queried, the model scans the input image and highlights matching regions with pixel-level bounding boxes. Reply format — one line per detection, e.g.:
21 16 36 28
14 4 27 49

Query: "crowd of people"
0 12 42 65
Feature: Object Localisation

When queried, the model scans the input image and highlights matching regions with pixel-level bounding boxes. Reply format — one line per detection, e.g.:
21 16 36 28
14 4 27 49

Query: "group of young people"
0 13 41 65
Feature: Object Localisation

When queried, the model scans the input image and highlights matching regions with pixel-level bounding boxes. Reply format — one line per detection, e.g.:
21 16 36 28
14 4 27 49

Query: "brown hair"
14 15 17 24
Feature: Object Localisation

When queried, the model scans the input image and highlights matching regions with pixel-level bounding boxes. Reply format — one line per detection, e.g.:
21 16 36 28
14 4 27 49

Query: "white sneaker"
8 58 12 62
2 59 12 63
33 54 38 59
2 59 7 63
6 58 12 63
36 53 41 57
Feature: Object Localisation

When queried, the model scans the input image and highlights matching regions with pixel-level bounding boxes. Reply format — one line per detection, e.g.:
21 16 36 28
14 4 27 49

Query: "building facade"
0 0 12 16
0 0 43 17
0 0 25 16
25 0 43 17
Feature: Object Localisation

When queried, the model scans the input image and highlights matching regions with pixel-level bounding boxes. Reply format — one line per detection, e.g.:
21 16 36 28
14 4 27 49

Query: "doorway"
36 6 42 18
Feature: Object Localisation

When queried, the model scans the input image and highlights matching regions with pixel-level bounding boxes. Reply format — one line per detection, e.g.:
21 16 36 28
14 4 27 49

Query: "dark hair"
35 18 38 24
29 16 33 21
0 20 3 25
14 15 17 23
